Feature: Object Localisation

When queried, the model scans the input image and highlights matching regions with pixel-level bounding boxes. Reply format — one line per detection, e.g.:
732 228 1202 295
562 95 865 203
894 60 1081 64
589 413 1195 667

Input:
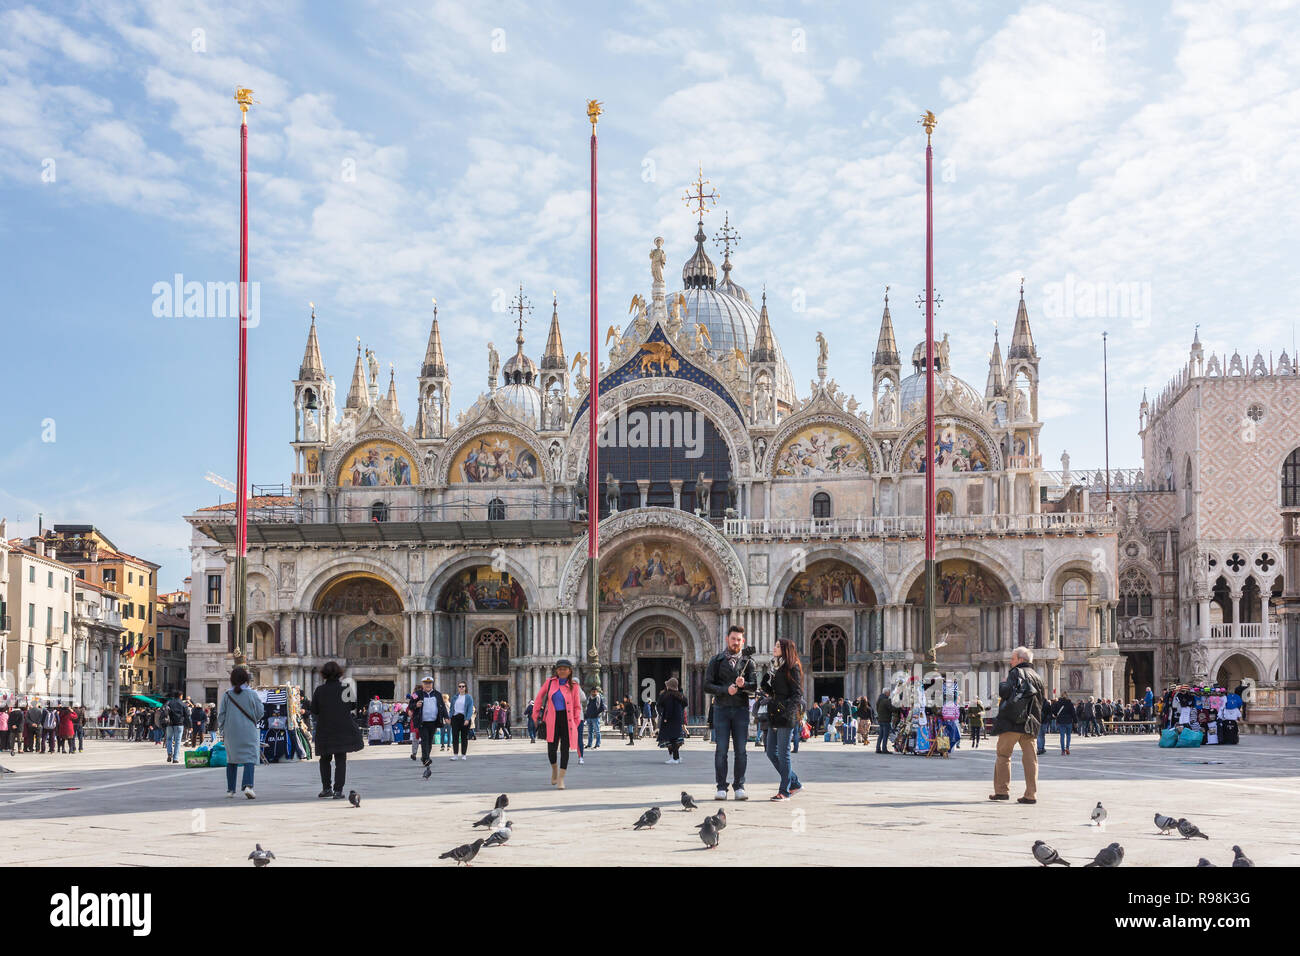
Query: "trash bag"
209 741 228 767
1175 727 1203 748
1159 728 1178 748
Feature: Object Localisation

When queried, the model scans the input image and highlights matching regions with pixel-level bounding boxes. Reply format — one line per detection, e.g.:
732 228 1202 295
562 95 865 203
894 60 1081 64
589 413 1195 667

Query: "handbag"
534 680 550 734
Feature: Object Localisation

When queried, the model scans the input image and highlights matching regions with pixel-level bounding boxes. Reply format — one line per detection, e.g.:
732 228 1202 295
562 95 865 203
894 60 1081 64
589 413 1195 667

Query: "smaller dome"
911 339 944 372
682 222 717 290
503 349 538 385
716 257 751 305
496 382 541 425
897 370 982 415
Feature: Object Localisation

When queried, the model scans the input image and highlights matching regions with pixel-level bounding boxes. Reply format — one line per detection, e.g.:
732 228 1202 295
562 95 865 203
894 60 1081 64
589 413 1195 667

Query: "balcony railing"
1210 623 1279 641
723 511 1116 539
292 472 324 487
198 500 578 524
204 603 223 618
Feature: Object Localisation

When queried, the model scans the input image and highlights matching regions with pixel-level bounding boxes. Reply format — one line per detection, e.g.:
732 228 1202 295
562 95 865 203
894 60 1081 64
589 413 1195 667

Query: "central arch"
311 572 406 700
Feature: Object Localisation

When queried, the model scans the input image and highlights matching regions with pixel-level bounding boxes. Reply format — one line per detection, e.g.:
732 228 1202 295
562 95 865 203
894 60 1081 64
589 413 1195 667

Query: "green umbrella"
131 694 163 707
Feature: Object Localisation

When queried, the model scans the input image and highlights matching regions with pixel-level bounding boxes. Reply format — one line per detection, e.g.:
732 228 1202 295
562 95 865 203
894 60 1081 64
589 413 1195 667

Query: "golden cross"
682 164 719 221
713 211 740 258
510 283 533 336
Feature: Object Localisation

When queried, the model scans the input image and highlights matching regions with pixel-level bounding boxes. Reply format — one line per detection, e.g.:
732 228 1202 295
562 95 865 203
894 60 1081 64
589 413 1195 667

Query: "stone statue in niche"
605 472 619 513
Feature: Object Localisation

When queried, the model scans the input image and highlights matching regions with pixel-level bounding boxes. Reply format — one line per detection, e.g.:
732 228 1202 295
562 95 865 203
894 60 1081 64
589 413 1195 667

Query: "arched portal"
314 574 405 701
1216 653 1259 689
779 557 878 701
906 558 1011 660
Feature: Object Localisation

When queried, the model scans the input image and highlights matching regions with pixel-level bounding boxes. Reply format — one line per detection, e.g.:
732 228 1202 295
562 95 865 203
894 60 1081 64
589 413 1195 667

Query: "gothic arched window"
812 492 831 518
1283 447 1300 508
809 624 847 671
1119 567 1153 617
474 628 510 676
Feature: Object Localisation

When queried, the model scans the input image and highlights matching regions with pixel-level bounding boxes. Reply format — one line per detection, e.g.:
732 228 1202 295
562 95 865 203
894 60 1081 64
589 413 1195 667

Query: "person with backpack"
621 696 639 745
990 646 1046 805
163 691 188 764
584 686 606 750
218 665 264 799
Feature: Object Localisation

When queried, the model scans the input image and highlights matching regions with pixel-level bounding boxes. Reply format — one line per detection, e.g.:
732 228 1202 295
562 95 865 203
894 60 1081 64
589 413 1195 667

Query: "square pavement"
1 732 1295 866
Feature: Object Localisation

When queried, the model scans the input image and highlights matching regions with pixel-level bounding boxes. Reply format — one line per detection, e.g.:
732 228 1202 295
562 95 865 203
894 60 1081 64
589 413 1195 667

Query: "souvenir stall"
1159 683 1241 748
366 697 404 745
888 676 952 757
256 685 311 762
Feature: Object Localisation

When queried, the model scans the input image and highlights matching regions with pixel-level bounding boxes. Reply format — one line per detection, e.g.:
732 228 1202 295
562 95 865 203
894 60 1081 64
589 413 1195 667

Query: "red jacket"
531 677 583 745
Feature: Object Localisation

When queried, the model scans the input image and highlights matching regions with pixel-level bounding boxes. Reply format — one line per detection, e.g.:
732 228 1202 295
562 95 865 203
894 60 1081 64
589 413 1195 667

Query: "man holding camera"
990 645 1046 804
704 625 757 801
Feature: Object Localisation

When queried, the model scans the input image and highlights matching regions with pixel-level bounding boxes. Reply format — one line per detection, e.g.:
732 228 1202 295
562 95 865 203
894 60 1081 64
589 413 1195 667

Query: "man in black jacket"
874 690 893 753
990 646 1046 804
703 625 757 801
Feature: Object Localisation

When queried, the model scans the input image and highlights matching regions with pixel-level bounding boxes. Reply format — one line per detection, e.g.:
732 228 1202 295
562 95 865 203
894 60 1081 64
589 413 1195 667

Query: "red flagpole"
923 111 937 664
586 99 603 678
234 88 253 663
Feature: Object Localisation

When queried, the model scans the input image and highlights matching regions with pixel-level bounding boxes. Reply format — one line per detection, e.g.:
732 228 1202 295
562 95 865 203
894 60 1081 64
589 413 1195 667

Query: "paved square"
1 733 1296 866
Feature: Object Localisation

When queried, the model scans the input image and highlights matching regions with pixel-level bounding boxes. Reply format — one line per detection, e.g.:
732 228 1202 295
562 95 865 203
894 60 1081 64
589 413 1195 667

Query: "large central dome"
625 222 797 409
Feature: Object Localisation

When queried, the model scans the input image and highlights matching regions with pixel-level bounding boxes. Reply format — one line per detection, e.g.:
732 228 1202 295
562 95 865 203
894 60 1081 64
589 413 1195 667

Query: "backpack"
153 709 166 729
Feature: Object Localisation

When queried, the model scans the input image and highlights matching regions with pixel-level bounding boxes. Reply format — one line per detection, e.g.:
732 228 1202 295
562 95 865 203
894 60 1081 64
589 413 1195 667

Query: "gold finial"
1019 276 1025 295
919 109 937 141
587 99 603 128
682 164 719 221
235 88 256 113
309 300 316 320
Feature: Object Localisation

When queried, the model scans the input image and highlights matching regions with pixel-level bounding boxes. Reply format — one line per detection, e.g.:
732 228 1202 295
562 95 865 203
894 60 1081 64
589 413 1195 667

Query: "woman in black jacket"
1055 695 1076 755
656 679 688 764
311 660 364 798
760 638 804 801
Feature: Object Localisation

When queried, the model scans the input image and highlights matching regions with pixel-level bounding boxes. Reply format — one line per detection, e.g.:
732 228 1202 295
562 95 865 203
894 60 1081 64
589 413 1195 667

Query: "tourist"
43 704 58 754
448 681 474 760
499 701 512 739
855 696 872 746
761 638 804 801
312 660 364 798
621 696 638 745
968 698 984 748
162 691 188 764
56 706 74 754
704 624 757 801
524 698 536 743
990 645 1046 805
187 699 205 748
1036 690 1053 755
489 701 502 740
218 665 264 799
584 686 605 749
657 678 688 764
0 707 9 755
410 676 446 765
531 657 583 789
1055 693 1075 755
875 688 893 753
806 699 823 737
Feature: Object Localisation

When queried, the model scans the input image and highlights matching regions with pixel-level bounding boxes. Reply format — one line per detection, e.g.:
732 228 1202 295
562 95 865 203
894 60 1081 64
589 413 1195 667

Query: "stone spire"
299 305 326 381
384 365 399 417
421 302 447 378
346 339 368 409
681 221 717 290
872 287 900 367
985 325 1005 399
750 289 777 364
541 292 566 371
1007 278 1037 360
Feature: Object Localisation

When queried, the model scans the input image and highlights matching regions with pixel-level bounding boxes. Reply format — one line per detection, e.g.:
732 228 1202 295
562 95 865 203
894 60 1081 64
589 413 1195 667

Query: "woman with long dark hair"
312 660 364 798
760 638 805 801
530 658 583 789
656 678 688 764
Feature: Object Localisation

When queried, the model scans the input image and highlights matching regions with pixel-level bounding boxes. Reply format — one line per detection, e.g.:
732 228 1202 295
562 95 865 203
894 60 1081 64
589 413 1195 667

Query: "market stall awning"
131 694 163 706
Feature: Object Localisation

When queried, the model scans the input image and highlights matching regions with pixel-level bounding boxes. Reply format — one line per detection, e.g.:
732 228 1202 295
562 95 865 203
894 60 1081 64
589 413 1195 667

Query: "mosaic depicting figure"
908 560 1007 606
598 539 717 607
451 433 540 483
440 567 527 612
782 560 875 609
338 441 416 487
902 422 990 473
772 426 870 478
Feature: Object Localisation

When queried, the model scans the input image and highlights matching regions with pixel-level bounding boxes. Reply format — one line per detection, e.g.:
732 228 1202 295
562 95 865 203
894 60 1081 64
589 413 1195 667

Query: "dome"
716 257 752 305
911 339 945 371
503 349 538 385
624 286 798 409
897 370 983 417
496 381 541 425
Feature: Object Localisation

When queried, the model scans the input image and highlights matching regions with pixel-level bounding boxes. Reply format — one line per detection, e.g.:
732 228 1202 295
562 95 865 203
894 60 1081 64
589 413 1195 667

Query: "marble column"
670 479 683 511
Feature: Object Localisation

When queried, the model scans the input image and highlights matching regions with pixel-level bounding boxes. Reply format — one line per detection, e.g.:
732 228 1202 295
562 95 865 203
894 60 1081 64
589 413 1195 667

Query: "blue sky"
2 0 1298 591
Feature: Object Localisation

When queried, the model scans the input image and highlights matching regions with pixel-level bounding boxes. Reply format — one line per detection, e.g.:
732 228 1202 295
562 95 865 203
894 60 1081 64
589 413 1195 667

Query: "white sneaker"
673 758 681 764
734 788 748 801
715 789 727 800
665 758 675 764
579 756 585 764
450 755 457 760
243 787 256 800
226 791 235 799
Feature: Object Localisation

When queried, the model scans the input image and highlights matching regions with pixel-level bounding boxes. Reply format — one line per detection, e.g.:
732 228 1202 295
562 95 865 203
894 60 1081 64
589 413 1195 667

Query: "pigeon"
1231 845 1254 867
1032 840 1070 866
1197 858 1216 867
1090 802 1107 827
1084 843 1124 868
348 790 361 808
1154 812 1178 835
698 817 720 849
681 791 698 811
439 839 485 866
1177 818 1208 840
633 807 662 830
491 794 509 810
0 763 14 774
484 821 513 847
248 844 275 868
473 807 504 829
422 765 432 780
694 809 727 832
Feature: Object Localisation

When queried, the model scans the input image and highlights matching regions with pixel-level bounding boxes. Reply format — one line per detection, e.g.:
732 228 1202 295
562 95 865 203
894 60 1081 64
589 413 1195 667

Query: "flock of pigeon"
438 794 514 866
1029 802 1255 868
631 792 726 849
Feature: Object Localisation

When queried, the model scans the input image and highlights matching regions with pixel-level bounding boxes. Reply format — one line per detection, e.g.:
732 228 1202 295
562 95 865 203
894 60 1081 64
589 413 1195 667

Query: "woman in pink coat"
531 658 583 789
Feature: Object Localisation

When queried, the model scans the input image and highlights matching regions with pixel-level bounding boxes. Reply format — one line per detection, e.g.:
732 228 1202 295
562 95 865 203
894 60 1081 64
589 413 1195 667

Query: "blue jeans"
1037 720 1047 752
225 762 255 792
586 717 601 749
764 726 801 796
1058 722 1073 752
712 705 749 792
526 718 536 742
164 724 185 760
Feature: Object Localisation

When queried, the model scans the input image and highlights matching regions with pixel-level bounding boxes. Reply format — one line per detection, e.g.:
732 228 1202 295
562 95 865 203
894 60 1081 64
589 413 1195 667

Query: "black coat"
1055 699 1077 723
875 692 893 724
657 690 688 744
993 662 1046 736
703 652 758 709
312 679 364 755
759 665 804 729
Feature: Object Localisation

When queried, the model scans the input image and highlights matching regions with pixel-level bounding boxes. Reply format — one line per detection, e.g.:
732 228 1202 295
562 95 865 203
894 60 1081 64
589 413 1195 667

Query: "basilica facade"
184 206 1122 716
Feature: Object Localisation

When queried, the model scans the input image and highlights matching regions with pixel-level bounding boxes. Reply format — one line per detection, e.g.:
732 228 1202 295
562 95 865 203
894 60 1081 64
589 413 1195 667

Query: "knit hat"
665 678 679 691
